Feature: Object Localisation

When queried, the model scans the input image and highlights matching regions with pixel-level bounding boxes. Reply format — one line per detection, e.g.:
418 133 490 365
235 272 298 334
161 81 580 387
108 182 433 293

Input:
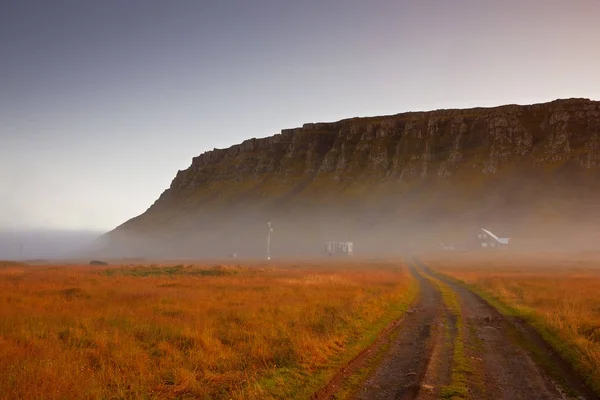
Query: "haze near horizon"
2 0 600 234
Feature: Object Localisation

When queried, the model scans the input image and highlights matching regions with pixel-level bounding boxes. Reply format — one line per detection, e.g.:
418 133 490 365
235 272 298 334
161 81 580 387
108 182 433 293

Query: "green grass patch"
438 286 470 399
99 264 246 278
0 261 27 268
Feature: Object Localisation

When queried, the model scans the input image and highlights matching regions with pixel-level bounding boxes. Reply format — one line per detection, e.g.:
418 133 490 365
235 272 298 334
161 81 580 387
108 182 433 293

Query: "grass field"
0 260 415 400
423 251 600 393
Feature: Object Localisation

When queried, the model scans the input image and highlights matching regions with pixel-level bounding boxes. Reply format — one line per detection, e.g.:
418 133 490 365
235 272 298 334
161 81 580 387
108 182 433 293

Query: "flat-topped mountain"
102 98 600 258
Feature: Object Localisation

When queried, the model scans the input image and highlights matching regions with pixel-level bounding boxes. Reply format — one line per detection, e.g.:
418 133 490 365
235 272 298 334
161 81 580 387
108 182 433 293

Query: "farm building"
477 228 510 248
439 228 510 251
325 241 354 256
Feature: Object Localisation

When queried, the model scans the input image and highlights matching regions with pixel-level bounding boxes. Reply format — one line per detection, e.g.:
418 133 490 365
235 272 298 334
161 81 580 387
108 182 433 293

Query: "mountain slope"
103 98 600 257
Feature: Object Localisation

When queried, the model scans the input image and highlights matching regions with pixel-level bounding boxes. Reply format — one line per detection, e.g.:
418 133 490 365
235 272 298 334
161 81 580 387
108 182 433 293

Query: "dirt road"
314 259 599 400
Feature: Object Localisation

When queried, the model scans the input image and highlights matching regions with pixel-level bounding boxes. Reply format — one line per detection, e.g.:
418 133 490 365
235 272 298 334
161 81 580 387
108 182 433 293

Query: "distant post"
267 222 273 260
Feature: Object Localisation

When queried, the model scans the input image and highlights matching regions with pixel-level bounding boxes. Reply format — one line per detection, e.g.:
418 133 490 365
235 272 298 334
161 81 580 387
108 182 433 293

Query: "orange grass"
423 252 600 392
0 261 413 399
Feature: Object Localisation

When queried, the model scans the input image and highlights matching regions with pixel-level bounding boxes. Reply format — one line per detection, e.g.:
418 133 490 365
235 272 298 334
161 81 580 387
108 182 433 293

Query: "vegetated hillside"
104 98 600 258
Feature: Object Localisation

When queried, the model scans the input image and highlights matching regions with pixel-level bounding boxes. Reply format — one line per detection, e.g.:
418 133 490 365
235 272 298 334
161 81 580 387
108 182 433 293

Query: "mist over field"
99 205 600 260
0 230 103 261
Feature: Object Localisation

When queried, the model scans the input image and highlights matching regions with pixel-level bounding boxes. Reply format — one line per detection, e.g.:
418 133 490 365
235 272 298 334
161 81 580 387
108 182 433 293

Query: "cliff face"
107 99 600 257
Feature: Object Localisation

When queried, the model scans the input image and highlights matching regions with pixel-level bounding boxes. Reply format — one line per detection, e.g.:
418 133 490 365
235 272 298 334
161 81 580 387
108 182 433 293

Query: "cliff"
104 98 600 257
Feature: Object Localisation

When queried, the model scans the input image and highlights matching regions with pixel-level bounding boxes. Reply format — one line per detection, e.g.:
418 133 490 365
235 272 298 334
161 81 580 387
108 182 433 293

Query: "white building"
477 228 510 248
326 241 354 256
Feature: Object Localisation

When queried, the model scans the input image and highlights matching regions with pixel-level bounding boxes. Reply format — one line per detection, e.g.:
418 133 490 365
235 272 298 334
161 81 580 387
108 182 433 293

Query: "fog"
3 209 599 263
95 201 600 261
0 230 103 261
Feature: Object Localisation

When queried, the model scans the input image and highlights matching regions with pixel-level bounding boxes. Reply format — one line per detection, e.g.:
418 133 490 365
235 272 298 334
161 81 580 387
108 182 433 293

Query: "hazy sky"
2 0 599 232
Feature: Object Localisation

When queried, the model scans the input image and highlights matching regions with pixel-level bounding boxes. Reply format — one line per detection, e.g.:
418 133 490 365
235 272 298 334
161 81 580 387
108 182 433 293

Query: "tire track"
353 266 444 400
411 270 456 400
313 265 445 400
315 259 599 400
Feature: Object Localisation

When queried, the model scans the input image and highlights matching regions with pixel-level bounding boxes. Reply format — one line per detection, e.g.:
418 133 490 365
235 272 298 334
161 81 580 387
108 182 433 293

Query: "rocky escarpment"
158 98 598 198
107 99 600 257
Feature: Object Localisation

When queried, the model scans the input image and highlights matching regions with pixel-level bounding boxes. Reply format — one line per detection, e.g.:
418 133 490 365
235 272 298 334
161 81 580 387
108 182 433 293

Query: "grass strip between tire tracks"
417 269 471 400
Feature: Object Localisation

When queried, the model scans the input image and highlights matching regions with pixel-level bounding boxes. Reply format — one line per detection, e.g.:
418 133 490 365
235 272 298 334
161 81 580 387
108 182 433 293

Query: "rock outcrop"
105 99 600 257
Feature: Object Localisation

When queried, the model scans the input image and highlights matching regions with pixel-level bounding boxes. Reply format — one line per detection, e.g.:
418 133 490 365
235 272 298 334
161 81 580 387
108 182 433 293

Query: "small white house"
477 228 510 248
326 241 354 256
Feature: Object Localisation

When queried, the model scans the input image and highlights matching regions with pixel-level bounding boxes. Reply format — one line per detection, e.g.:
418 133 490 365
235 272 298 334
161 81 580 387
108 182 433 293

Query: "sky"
1 0 600 233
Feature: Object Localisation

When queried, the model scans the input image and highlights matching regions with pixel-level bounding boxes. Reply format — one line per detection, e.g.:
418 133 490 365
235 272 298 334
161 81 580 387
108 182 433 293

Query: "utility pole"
19 244 24 261
267 222 273 261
